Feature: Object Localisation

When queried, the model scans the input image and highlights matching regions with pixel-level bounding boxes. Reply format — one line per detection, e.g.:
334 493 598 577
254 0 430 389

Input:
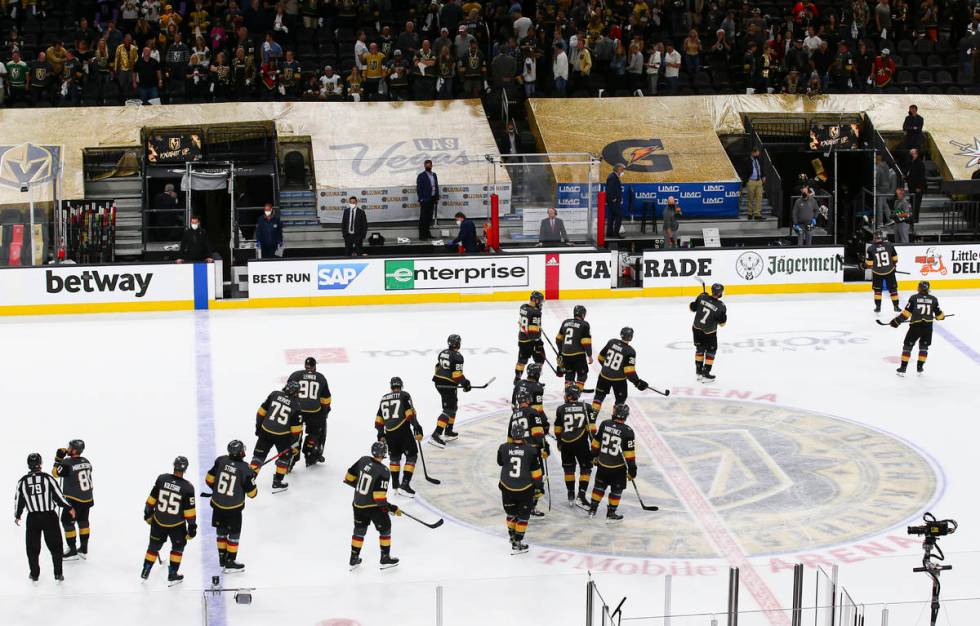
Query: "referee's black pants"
26 511 63 578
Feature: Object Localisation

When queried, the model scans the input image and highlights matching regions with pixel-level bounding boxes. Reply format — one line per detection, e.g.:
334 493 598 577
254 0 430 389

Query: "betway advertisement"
0 263 212 311
895 244 980 282
641 247 844 288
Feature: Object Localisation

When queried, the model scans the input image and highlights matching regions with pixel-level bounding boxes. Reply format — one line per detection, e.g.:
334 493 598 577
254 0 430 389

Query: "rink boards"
2 244 979 316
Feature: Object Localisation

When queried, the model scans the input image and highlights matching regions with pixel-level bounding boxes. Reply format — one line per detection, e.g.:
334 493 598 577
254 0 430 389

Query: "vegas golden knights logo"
0 143 61 189
169 137 182 151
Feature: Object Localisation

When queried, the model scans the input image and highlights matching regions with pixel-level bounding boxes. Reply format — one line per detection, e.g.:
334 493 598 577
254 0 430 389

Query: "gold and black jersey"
287 370 332 413
53 455 94 504
518 303 542 342
433 348 466 386
866 242 898 275
375 390 417 434
901 293 944 324
597 338 637 381
591 420 636 469
205 455 257 510
364 52 386 78
507 406 546 447
145 473 196 528
344 456 390 509
691 294 728 334
497 442 543 492
556 318 592 357
257 390 303 437
554 401 596 444
462 50 485 77
512 378 545 413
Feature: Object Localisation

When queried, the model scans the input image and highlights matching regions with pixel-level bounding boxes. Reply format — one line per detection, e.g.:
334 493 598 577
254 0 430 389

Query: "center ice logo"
316 263 367 290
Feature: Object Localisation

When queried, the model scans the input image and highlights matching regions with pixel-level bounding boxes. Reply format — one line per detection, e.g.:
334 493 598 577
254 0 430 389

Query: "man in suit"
341 196 368 256
416 159 439 240
447 211 480 253
255 203 283 258
605 163 625 239
538 207 570 245
905 148 926 223
176 215 214 263
744 148 766 221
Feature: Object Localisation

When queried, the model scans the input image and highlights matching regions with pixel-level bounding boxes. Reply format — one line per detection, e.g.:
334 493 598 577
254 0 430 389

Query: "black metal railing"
943 201 980 236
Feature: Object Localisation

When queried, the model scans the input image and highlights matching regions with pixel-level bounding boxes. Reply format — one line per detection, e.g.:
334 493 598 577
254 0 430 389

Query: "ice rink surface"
2 290 979 626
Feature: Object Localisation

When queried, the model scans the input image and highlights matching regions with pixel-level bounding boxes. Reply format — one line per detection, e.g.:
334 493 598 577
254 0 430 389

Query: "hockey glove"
391 504 402 517
542 441 551 459
413 423 424 440
628 465 638 480
889 317 902 328
144 505 153 524
635 379 649 391
462 380 472 392
187 523 198 539
55 447 67 461
255 424 262 437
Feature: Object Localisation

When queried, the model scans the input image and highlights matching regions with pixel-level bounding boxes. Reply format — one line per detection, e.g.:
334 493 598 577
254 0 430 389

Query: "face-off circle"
419 397 940 559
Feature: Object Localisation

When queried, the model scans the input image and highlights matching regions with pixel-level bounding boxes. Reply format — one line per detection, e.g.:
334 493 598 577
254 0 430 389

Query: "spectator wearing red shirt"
869 48 896 92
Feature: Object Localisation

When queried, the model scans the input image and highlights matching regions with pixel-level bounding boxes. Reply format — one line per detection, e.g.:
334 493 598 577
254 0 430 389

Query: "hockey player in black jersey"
53 439 93 560
507 389 549 516
375 377 424 497
512 362 546 415
555 305 593 390
867 231 901 313
205 440 258 573
497 421 544 555
251 381 303 492
554 386 596 507
430 334 471 448
142 456 197 585
589 404 637 523
690 283 728 383
287 356 332 467
890 281 946 376
514 291 546 384
592 328 650 415
344 442 402 571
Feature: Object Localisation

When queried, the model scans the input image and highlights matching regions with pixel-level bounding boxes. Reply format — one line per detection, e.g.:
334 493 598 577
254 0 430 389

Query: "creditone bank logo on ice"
316 263 367 290
667 329 870 353
422 396 940 566
384 258 529 291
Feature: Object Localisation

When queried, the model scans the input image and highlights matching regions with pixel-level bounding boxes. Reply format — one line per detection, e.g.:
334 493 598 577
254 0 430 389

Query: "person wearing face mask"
176 215 214 263
446 211 479 253
662 197 682 248
341 196 368 256
255 202 283 258
792 185 819 246
416 159 439 240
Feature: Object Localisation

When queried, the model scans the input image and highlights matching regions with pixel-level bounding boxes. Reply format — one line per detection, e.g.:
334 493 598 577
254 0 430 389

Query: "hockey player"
287 356 332 467
375 377 424 497
497 421 544 555
507 389 549 516
592 328 650 415
890 281 946 376
204 440 257 574
429 334 471 448
343 442 402 571
53 439 93 560
588 404 637 523
554 386 596 507
555 305 593 390
251 381 303 493
866 230 901 313
512 362 546 415
514 291 546 384
141 456 197 585
690 283 728 383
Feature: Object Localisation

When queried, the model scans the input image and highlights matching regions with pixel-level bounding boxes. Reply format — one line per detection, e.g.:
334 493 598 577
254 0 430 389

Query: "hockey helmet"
509 421 526 440
227 440 246 460
283 380 301 396
173 456 190 473
68 439 85 455
526 363 542 380
573 305 587 319
620 327 634 342
304 356 317 371
612 404 630 421
711 283 724 298
371 441 388 460
918 280 930 295
530 291 544 306
390 376 404 390
515 389 531 405
27 452 42 471
874 229 885 241
447 334 462 350
564 385 581 401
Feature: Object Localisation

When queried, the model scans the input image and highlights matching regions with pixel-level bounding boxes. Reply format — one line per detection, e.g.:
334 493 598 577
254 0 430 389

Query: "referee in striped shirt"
15 453 74 583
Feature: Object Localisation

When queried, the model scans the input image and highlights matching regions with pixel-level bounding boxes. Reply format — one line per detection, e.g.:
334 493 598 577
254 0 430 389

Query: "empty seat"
904 54 923 71
916 69 934 85
914 38 935 55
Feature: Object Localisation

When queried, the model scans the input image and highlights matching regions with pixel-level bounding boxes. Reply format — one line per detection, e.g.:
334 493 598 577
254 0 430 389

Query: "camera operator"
792 184 819 246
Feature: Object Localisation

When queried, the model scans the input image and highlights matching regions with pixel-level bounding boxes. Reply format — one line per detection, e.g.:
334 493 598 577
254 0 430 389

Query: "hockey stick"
397 508 444 529
642 385 671 397
695 276 706 293
542 355 559 376
877 314 955 326
415 435 442 485
468 377 497 389
622 452 659 512
542 449 552 512
201 443 300 497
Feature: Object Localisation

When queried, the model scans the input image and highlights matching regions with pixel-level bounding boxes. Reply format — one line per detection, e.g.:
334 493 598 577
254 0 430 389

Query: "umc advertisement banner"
557 182 740 218
895 244 980 286
641 247 845 293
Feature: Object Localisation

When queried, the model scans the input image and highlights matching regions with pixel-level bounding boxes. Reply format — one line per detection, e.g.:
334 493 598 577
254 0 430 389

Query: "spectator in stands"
135 46 162 104
387 49 410 101
320 65 343 101
605 163 625 240
347 66 363 102
663 42 681 94
448 211 480 253
892 188 912 243
570 37 592 95
28 51 50 106
874 0 892 40
552 41 568 96
261 32 282 66
4 50 28 106
416 159 439 240
829 42 855 92
626 43 644 96
538 207 570 245
682 29 702 76
281 49 302 99
210 51 232 101
192 34 211 68
645 42 662 96
792 186 819 246
869 48 895 92
255 203 283 258
176 215 214 263
165 31 190 97
362 42 386 101
902 105 924 151
437 46 457 99
341 196 368 257
45 40 67 78
397 21 420 59
114 34 139 101
461 38 486 97
905 148 927 222
745 148 766 221
875 154 896 226
662 197 681 248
